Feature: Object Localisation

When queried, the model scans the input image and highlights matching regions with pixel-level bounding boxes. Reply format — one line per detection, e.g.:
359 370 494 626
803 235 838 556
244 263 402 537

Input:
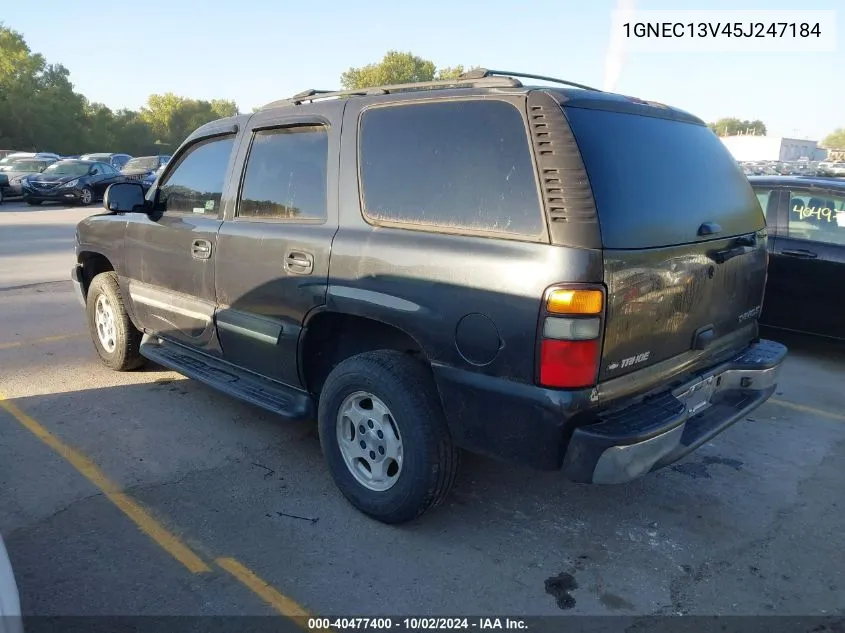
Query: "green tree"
708 118 767 136
821 128 845 149
140 93 240 148
1 24 239 155
0 24 87 153
340 51 471 89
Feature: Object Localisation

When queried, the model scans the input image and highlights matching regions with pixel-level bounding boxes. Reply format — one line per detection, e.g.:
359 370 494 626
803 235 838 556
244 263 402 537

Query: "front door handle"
284 250 314 275
191 239 212 260
781 249 817 259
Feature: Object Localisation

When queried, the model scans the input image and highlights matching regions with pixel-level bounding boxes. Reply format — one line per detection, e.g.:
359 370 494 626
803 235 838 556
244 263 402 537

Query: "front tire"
79 187 94 206
85 272 144 371
318 350 459 524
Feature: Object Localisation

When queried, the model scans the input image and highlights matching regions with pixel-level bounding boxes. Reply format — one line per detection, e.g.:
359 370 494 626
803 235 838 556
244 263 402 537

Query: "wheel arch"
77 250 115 297
298 310 433 396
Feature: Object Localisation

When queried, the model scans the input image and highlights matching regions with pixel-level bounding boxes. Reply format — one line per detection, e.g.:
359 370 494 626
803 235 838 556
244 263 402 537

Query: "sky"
2 0 842 140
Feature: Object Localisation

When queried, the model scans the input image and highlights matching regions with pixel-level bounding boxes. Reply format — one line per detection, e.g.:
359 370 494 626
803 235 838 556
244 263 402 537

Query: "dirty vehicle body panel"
72 74 786 500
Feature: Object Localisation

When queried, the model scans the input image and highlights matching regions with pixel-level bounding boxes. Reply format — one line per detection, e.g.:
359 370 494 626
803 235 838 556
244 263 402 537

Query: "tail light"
537 286 604 389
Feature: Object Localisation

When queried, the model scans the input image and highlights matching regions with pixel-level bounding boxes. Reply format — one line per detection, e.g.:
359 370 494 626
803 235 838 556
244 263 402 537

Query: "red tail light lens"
539 339 600 389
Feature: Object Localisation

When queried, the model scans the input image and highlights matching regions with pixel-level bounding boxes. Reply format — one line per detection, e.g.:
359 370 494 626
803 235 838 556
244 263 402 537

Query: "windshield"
44 162 91 176
81 154 108 161
123 157 160 171
5 160 46 172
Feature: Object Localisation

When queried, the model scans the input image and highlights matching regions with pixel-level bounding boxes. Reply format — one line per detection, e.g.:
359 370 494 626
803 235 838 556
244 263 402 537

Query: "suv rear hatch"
561 101 767 383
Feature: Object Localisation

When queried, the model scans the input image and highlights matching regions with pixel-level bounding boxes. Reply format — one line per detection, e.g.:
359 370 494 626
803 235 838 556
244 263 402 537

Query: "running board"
140 335 314 422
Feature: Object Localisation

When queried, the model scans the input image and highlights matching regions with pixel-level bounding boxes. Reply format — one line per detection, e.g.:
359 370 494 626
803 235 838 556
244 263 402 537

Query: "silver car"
0 158 57 199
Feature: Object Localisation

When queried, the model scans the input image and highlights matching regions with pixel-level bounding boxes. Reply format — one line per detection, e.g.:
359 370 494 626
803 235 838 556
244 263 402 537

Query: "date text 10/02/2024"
307 618 529 631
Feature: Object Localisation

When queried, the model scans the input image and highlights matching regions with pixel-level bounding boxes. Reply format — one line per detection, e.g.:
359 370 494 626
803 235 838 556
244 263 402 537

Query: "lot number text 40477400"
307 618 528 631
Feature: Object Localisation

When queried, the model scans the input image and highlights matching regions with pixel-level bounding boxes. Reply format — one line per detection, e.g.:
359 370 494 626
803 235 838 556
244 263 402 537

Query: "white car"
0 152 60 166
0 536 22 633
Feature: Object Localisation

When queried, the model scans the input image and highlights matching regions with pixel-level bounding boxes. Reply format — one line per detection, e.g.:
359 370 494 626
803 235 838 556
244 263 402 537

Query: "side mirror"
104 182 148 213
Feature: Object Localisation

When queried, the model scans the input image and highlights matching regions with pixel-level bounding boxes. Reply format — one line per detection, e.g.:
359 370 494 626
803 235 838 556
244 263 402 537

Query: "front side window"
237 125 328 221
359 100 543 237
158 136 235 215
787 189 845 245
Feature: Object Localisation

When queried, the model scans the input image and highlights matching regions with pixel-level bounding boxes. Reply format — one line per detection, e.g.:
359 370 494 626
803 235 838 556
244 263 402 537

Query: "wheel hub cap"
94 294 117 353
336 391 403 492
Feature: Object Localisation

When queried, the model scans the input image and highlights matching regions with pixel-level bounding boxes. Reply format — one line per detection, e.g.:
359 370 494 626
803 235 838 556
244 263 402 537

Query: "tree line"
2 28 844 156
0 24 238 155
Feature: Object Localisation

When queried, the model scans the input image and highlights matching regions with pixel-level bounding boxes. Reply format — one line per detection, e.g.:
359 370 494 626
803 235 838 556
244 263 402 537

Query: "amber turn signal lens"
546 289 603 315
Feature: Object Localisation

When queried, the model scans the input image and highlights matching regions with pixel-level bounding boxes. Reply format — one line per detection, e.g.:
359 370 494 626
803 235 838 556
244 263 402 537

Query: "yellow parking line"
0 394 211 574
216 557 316 626
0 333 86 350
769 398 845 423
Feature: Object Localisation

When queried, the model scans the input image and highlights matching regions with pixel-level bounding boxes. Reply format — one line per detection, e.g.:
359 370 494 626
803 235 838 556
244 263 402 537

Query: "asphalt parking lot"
1 199 844 622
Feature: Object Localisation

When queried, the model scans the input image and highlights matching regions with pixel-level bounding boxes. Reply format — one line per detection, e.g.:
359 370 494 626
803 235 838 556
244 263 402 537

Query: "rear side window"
359 100 543 238
237 125 328 221
787 189 845 245
564 107 765 249
159 135 235 215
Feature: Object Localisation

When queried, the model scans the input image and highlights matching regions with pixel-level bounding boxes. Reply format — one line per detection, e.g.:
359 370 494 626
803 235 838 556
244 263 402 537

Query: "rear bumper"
562 339 787 484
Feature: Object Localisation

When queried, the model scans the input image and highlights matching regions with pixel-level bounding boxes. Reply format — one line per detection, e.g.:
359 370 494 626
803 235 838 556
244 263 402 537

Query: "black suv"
72 69 787 523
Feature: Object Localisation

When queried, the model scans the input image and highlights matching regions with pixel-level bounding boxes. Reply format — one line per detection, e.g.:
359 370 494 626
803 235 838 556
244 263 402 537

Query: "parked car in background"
121 154 171 179
140 164 166 192
79 153 133 170
0 151 60 166
22 159 126 206
816 161 845 178
750 175 845 339
0 157 58 203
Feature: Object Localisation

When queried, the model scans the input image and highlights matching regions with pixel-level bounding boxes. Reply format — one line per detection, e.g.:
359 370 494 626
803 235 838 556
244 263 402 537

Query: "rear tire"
318 350 459 524
85 272 144 371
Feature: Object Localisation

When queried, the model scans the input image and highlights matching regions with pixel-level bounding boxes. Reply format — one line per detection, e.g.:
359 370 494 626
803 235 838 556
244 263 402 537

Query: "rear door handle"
191 239 212 260
781 249 817 259
284 250 314 275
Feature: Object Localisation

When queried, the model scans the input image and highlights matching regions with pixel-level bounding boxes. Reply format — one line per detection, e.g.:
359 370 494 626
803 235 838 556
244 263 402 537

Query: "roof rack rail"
458 68 601 92
262 75 523 108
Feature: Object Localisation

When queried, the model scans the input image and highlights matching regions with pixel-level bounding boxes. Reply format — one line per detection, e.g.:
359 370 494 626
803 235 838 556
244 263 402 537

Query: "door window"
237 125 328 221
786 189 845 245
158 136 236 215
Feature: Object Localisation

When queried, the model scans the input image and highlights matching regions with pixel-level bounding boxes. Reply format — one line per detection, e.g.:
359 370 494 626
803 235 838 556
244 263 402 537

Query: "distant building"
719 135 826 162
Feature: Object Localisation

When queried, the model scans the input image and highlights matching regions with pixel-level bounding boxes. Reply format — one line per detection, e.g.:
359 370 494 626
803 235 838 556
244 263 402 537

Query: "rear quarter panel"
331 93 604 384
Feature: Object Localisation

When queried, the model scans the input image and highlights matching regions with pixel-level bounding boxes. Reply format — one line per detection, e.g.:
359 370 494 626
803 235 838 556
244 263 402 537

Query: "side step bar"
140 335 314 422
